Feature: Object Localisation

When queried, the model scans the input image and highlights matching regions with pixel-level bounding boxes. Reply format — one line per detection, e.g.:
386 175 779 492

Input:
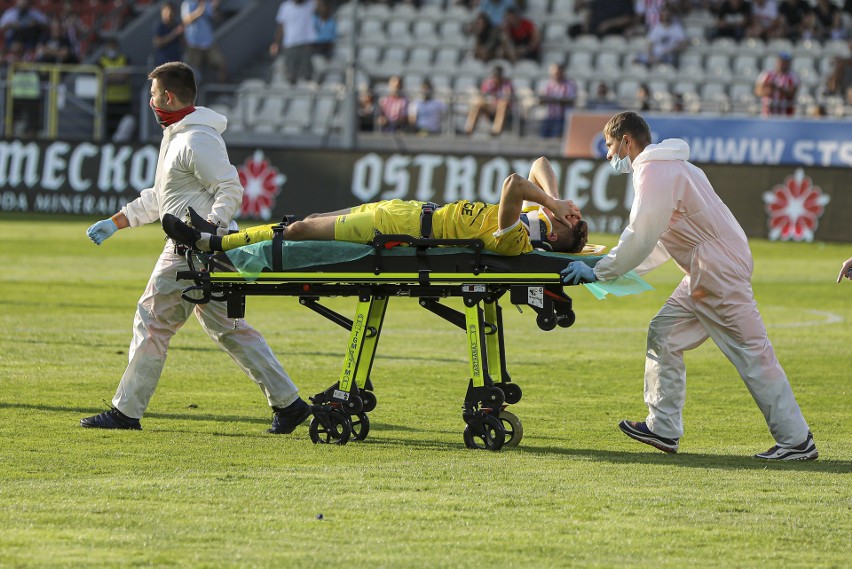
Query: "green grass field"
1 213 849 568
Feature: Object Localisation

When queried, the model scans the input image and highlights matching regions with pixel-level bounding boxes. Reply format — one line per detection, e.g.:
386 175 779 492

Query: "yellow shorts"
334 200 424 243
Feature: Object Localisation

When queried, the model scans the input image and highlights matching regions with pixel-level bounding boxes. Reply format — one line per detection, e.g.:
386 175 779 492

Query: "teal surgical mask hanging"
610 139 632 174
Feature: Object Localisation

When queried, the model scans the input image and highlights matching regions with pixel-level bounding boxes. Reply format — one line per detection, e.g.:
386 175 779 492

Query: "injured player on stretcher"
162 158 591 256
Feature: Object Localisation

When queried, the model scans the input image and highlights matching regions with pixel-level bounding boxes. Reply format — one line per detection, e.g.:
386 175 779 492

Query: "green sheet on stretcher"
223 240 653 300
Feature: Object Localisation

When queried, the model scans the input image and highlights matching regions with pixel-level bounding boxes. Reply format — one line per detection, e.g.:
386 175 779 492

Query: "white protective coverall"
112 107 300 419
594 139 810 447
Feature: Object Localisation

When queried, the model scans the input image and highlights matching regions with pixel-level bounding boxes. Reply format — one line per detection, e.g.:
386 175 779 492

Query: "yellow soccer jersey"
432 200 533 256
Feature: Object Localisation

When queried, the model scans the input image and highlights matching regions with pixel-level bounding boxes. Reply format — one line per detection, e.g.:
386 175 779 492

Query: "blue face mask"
610 139 632 174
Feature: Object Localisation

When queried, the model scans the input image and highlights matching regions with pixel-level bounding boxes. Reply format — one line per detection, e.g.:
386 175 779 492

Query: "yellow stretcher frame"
177 237 584 451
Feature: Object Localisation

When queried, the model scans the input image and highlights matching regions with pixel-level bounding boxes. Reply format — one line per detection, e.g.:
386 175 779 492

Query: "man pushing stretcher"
162 157 591 256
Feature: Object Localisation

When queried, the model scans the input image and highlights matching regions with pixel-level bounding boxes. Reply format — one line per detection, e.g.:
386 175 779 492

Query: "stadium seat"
433 47 462 73
733 55 759 78
730 83 758 115
543 22 568 49
704 53 733 82
412 20 438 41
387 19 411 42
599 35 628 55
595 52 622 75
361 19 385 40
408 47 433 73
699 83 730 113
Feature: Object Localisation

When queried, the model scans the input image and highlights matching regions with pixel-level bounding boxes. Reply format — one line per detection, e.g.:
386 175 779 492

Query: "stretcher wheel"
502 383 522 405
360 391 377 413
536 313 557 331
485 386 506 408
498 410 523 447
309 410 351 445
343 395 364 415
558 311 576 328
463 414 505 451
350 412 371 441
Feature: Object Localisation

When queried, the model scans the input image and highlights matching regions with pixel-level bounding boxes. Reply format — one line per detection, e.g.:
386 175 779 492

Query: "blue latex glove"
561 261 598 285
87 218 118 245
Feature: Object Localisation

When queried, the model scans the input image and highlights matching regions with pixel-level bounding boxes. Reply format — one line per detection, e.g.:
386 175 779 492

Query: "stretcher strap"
420 202 440 238
272 224 285 272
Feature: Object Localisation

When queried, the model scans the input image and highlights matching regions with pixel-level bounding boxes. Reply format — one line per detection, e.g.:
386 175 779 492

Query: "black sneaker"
162 213 202 249
187 206 218 234
618 420 679 454
268 398 312 434
755 431 818 461
80 408 142 430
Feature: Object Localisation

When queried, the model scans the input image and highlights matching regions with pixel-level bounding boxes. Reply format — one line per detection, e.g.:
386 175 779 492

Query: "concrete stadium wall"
0 141 848 243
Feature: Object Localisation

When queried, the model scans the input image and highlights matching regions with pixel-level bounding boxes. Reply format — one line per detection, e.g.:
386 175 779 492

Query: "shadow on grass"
0 402 271 426
513 444 852 473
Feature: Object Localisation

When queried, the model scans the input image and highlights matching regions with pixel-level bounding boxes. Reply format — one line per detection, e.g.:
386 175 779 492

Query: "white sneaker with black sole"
754 431 819 461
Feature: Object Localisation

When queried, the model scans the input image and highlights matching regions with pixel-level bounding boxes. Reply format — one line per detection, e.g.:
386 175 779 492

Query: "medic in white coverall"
561 111 817 460
80 62 309 432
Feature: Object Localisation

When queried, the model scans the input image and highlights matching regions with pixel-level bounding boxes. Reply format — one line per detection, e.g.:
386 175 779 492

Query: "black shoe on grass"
618 420 679 454
162 213 202 249
80 408 142 430
268 398 312 434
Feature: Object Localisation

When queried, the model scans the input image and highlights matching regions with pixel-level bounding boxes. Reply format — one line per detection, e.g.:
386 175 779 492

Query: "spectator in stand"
98 39 135 141
777 0 812 41
797 11 823 42
270 0 317 84
313 0 336 60
35 18 78 64
181 0 228 83
153 1 184 67
496 7 541 62
754 51 799 116
0 0 49 54
746 0 779 41
712 0 752 41
358 85 377 132
478 0 517 27
635 82 653 110
377 75 410 132
467 12 498 62
634 0 668 33
827 11 847 41
586 81 620 110
537 63 576 138
812 0 838 40
410 79 447 135
570 0 634 39
826 39 852 105
7 40 41 138
58 0 85 60
464 64 514 135
636 8 687 67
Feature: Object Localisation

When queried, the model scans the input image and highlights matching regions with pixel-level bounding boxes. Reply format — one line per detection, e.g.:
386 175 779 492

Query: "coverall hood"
634 138 690 165
168 106 228 134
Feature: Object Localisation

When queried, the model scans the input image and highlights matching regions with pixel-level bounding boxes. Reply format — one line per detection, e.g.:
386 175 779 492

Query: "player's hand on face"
550 199 582 227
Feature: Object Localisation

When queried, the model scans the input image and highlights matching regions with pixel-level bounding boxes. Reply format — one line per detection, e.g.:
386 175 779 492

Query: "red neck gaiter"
151 102 196 128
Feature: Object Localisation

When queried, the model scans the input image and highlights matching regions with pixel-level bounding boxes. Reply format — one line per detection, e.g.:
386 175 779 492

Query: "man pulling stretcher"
162 157 590 256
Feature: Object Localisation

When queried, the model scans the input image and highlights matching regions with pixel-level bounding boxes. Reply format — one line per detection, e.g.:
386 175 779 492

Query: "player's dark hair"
603 111 652 145
553 219 589 254
148 61 197 105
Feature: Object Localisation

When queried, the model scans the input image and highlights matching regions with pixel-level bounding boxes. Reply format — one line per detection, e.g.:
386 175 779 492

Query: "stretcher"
176 234 604 451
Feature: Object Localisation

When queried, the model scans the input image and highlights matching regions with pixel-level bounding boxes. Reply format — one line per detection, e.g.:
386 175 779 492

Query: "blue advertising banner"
565 114 852 167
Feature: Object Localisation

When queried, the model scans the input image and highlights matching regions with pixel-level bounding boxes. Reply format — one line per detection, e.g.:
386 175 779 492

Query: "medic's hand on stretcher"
561 261 597 285
86 218 118 245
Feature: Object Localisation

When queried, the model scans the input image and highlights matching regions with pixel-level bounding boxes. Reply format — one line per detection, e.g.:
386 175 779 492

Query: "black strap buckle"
420 202 439 238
